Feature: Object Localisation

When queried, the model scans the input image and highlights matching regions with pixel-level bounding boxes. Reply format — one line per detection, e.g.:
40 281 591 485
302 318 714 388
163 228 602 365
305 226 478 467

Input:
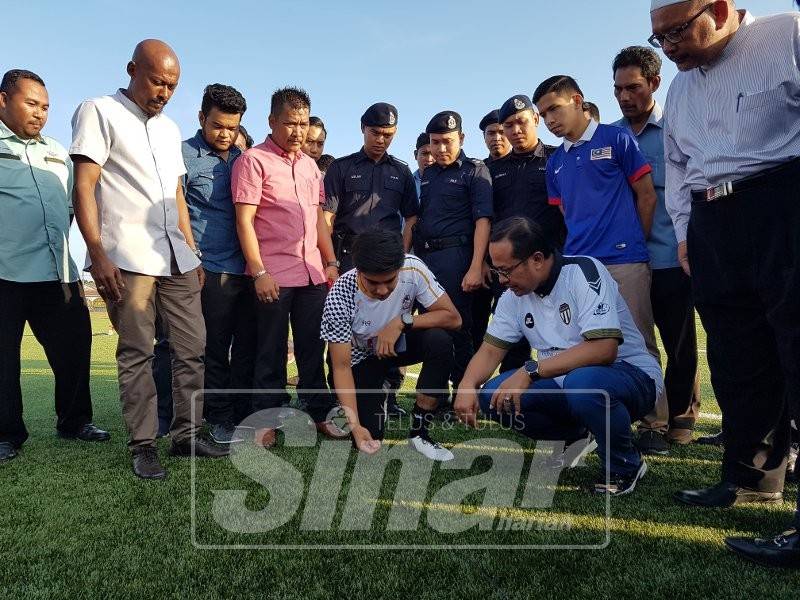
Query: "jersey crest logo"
388 111 396 125
590 147 613 160
559 303 572 325
401 294 412 310
593 302 610 316
513 98 526 110
447 115 457 129
524 313 535 329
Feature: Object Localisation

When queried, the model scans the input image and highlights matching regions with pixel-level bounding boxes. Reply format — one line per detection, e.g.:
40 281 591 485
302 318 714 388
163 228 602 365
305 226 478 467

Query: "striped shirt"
663 10 800 242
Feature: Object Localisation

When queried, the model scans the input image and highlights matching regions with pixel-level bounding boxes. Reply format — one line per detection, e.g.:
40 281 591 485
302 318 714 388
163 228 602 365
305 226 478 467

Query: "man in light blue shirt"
611 46 700 455
0 69 109 462
411 132 434 198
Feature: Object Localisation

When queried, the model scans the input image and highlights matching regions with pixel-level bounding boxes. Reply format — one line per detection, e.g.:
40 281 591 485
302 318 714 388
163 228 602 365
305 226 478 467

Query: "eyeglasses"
648 3 714 48
490 257 529 280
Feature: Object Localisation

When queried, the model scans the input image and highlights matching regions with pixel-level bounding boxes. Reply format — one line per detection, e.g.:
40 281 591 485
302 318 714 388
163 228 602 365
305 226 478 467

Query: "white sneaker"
409 436 454 462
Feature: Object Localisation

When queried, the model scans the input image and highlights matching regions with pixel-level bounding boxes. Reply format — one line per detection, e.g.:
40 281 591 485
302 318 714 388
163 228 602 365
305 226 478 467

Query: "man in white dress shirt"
71 39 228 481
650 0 800 567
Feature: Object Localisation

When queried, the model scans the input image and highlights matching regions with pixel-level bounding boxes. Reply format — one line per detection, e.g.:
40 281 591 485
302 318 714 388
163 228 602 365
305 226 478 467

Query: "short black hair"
612 46 662 80
200 83 247 117
584 101 600 122
490 217 553 260
270 86 310 116
352 229 405 274
309 116 326 134
317 154 335 172
0 69 45 94
532 75 584 105
237 124 254 149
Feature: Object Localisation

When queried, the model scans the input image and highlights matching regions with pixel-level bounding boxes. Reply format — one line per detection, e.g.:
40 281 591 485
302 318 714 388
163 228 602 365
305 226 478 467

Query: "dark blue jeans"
479 361 656 477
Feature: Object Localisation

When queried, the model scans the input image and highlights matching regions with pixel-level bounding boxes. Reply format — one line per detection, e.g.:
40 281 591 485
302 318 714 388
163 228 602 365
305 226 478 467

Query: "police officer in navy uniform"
323 102 418 273
479 109 511 165
486 94 569 373
323 102 418 416
415 111 493 392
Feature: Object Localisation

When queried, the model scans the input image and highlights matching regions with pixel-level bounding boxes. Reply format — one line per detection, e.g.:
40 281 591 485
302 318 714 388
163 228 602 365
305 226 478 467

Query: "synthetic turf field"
1 312 797 599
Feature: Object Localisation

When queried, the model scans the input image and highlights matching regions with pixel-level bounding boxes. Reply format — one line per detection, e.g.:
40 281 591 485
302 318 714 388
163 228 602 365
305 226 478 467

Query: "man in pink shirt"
233 87 346 447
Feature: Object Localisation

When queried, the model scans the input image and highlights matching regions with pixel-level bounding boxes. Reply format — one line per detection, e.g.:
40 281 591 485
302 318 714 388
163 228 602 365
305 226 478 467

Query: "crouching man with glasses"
455 217 664 496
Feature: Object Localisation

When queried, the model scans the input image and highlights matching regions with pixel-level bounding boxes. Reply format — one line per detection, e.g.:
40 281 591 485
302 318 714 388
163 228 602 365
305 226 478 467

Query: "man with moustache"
649 0 800 566
71 40 227 480
232 86 346 448
0 69 109 463
182 83 255 444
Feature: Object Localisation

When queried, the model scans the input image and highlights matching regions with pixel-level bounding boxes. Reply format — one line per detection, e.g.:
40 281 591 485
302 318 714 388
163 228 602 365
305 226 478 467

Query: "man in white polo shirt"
455 217 663 496
71 39 227 480
321 228 462 460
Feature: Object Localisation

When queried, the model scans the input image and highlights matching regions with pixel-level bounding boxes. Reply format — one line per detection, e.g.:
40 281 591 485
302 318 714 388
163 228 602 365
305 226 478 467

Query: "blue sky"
5 0 796 268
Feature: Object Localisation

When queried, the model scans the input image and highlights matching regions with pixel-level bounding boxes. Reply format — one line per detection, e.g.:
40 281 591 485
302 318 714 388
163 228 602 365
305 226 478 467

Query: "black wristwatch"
401 312 414 332
524 360 541 382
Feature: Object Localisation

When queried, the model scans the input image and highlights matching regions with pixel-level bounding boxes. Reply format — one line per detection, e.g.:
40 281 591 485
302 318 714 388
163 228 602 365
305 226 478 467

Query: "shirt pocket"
195 172 215 200
382 173 404 208
344 175 371 208
735 86 791 153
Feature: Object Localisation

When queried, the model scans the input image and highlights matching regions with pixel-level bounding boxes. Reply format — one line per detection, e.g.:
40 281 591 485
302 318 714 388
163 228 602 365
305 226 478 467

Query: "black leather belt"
419 235 469 251
691 156 800 203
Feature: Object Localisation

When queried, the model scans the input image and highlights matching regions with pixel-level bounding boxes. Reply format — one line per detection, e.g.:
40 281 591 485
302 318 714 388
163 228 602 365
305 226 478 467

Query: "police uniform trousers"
688 158 800 496
417 245 473 388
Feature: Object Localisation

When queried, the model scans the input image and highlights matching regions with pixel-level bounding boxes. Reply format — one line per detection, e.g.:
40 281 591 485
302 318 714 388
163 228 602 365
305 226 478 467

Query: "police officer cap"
415 132 429 150
361 102 398 127
426 110 462 134
478 110 500 132
498 95 536 124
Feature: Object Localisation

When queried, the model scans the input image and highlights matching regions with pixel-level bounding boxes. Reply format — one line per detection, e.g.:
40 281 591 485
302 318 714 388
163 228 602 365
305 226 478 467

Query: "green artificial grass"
1 312 797 599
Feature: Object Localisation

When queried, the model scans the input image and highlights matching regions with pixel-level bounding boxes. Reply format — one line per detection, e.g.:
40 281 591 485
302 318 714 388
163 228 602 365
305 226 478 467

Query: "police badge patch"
559 303 572 325
524 313 535 329
447 115 456 130
513 98 525 110
388 111 396 125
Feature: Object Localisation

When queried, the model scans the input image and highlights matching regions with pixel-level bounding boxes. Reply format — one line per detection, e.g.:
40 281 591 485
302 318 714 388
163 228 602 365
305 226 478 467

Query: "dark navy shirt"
182 130 245 274
417 151 493 241
323 148 418 236
489 140 566 248
546 121 651 265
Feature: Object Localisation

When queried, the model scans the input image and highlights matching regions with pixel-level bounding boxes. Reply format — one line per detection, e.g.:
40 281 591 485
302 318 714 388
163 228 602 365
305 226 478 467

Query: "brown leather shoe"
315 420 349 440
132 447 166 480
254 428 277 448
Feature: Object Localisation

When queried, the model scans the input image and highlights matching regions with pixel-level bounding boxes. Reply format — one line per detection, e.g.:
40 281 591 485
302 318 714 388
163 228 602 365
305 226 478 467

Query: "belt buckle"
704 181 733 202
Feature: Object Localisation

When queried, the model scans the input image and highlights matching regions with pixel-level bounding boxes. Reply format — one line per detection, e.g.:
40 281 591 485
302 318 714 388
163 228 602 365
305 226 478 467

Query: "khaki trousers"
107 269 205 449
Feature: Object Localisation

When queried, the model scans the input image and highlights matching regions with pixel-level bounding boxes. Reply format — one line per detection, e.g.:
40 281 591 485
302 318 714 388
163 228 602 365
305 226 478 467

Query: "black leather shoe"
0 442 18 462
169 435 230 458
695 430 725 446
725 528 800 569
58 423 111 442
674 481 783 507
132 447 166 480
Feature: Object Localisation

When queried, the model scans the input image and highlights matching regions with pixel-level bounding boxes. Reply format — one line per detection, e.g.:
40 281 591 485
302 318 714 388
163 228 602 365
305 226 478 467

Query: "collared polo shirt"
486 252 663 395
417 151 493 242
231 136 325 287
546 120 651 265
320 255 444 366
0 120 78 283
182 130 244 274
489 140 566 248
613 103 679 269
70 89 198 276
323 148 418 236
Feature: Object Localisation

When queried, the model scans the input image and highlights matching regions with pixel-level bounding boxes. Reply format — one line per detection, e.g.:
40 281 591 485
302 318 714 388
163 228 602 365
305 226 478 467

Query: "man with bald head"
650 1 800 566
71 39 228 480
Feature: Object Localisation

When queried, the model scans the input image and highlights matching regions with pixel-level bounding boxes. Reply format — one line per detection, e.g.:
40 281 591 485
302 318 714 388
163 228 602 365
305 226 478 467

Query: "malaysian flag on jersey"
590 146 613 160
